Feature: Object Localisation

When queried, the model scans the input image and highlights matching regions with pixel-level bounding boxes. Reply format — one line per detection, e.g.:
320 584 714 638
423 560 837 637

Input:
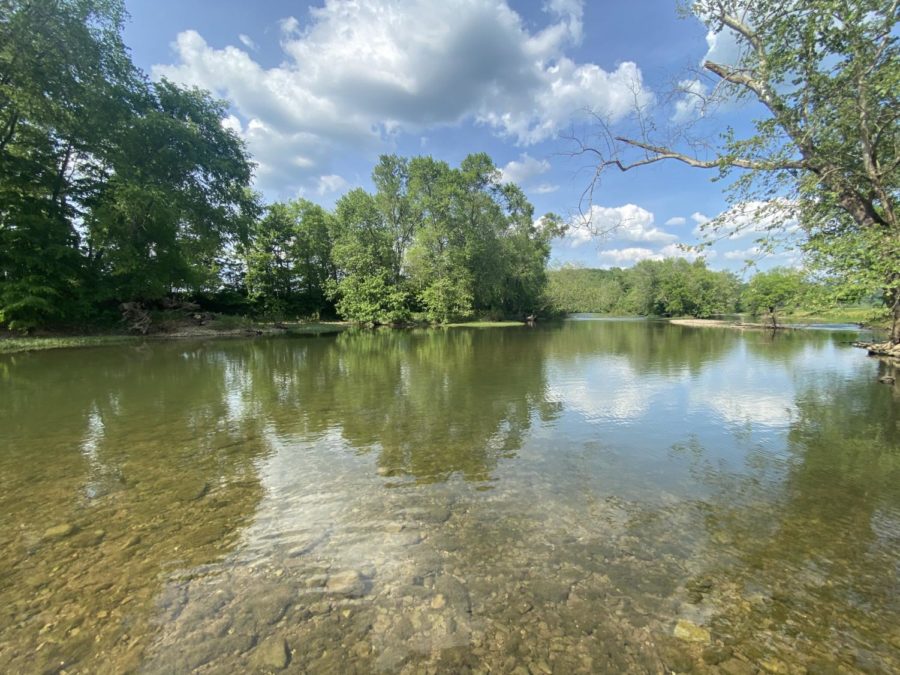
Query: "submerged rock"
250 637 289 671
326 570 367 597
702 645 733 665
43 523 75 539
674 619 710 643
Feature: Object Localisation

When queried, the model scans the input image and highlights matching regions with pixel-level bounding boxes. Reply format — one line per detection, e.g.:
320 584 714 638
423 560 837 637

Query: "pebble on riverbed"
673 618 710 643
43 524 76 539
250 636 290 671
326 570 367 597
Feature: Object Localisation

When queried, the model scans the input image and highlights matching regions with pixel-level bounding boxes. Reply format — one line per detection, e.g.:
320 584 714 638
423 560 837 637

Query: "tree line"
242 154 564 324
545 261 864 327
0 0 562 331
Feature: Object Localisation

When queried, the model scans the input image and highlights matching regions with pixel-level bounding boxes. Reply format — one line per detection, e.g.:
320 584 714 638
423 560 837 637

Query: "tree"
85 81 258 304
0 0 258 331
572 0 899 341
243 199 334 318
0 0 139 329
743 267 805 327
330 188 409 324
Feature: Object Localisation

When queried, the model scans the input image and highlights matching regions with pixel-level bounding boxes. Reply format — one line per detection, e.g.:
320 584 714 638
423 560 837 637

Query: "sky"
122 0 798 274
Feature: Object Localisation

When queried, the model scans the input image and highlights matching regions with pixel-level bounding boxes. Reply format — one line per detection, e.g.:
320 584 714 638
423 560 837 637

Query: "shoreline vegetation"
0 318 539 354
2 309 888 356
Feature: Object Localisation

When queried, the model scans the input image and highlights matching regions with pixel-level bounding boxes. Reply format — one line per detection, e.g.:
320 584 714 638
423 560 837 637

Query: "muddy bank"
0 322 349 354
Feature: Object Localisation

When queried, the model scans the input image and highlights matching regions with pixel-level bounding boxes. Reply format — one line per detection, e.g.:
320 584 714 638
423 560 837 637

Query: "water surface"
1 320 898 673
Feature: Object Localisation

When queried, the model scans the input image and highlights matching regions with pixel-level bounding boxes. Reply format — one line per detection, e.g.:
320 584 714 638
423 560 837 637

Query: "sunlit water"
1 320 898 674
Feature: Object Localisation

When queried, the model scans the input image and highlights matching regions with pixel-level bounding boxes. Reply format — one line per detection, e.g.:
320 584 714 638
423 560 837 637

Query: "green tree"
85 81 258 304
243 199 334 318
575 0 900 341
330 188 409 324
743 268 805 327
0 0 138 329
0 0 258 331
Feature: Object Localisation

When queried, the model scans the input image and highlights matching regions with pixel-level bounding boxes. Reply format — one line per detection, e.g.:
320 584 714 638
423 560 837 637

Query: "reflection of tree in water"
0 344 270 673
690 368 900 670
542 320 738 376
741 326 860 364
238 329 560 483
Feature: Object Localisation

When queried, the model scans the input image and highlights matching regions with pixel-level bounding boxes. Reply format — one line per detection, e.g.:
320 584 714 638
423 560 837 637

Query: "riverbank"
0 321 349 355
668 318 796 330
0 318 538 354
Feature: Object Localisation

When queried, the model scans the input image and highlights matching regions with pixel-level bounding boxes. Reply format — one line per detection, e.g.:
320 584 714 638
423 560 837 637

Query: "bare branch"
612 137 807 172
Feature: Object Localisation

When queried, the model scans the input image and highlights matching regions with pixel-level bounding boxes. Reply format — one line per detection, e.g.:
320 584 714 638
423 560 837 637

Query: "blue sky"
123 0 796 273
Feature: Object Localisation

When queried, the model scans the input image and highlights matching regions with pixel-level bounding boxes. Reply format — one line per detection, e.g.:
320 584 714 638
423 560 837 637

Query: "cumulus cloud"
500 154 551 184
695 200 800 239
238 34 257 51
665 216 686 226
570 203 677 247
671 78 708 123
315 174 350 196
598 247 662 265
670 10 745 122
691 211 710 225
659 243 714 261
153 0 651 194
533 183 560 194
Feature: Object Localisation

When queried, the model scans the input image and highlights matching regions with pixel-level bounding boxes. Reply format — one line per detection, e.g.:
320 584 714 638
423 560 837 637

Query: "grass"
0 335 140 354
283 321 348 335
444 320 526 328
778 306 886 326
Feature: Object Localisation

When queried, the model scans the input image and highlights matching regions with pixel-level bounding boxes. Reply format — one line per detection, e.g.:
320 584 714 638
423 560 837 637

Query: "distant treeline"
545 261 875 324
546 260 742 318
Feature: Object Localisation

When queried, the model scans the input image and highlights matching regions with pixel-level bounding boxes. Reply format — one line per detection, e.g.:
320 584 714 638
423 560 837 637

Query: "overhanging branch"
611 137 807 172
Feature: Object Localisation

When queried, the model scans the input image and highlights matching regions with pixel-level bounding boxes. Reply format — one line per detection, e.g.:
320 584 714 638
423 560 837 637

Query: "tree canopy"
572 0 900 341
246 154 565 325
0 0 258 331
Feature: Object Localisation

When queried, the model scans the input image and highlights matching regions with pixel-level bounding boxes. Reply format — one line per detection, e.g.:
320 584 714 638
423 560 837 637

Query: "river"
1 319 898 673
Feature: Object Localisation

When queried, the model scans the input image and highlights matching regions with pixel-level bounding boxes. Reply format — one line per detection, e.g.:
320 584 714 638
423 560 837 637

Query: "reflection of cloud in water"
701 393 795 428
547 356 682 424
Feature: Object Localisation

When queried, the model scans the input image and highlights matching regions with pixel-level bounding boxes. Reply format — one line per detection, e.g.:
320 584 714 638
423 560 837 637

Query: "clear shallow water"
1 320 898 674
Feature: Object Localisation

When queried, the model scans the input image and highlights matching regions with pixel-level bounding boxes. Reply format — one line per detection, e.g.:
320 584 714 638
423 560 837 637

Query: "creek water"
1 319 898 674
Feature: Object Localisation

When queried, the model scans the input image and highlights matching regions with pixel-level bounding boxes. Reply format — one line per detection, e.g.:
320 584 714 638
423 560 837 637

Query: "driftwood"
120 302 151 335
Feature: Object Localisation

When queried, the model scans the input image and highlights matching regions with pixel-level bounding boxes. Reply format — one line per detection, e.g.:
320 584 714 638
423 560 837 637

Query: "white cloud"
315 174 349 196
570 204 677 247
671 78 708 123
665 216 686 226
238 34 257 51
534 183 560 194
153 0 651 194
500 154 551 184
598 247 661 265
723 246 763 261
691 211 710 225
703 24 743 67
695 200 800 239
221 114 243 135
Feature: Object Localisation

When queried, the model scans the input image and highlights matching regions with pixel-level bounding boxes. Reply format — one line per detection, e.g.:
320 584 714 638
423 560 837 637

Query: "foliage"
243 199 334 319
326 154 562 324
742 268 806 327
0 0 258 332
546 260 741 318
577 0 900 341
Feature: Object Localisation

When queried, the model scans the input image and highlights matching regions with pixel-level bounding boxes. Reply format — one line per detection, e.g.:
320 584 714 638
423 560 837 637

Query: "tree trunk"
891 291 900 345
